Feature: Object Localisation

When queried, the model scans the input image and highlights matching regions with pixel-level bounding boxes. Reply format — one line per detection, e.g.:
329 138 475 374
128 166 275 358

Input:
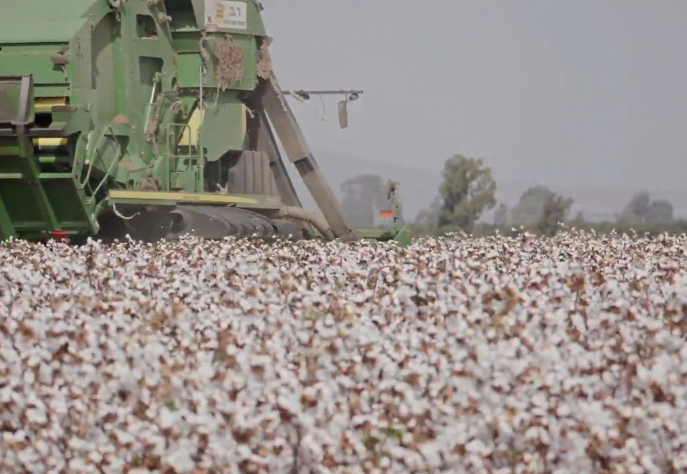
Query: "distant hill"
285 148 687 223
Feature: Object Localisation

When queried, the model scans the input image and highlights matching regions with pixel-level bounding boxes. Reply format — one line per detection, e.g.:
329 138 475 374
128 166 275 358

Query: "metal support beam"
256 111 302 209
261 75 359 241
246 83 312 235
255 111 313 236
281 90 363 97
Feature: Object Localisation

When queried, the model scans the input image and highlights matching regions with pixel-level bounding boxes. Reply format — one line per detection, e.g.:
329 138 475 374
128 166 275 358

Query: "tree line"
340 154 682 237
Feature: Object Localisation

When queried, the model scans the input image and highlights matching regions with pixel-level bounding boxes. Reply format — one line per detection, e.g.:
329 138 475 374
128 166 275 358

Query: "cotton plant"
0 231 686 473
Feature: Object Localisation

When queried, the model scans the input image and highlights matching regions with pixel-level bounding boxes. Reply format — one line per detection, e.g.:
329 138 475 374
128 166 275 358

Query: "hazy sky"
261 0 687 192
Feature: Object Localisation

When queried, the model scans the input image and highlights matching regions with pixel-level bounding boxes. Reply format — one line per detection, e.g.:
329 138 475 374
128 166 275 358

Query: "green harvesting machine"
0 0 410 245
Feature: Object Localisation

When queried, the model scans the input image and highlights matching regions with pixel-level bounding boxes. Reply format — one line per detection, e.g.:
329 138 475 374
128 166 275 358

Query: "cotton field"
1 232 687 474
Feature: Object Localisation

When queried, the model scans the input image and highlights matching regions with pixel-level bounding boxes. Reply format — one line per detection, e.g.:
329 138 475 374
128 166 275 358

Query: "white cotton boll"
27 407 50 429
1 233 686 472
556 404 571 417
163 441 197 473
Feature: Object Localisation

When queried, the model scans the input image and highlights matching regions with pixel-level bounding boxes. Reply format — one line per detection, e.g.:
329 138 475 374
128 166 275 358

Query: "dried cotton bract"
1 231 687 473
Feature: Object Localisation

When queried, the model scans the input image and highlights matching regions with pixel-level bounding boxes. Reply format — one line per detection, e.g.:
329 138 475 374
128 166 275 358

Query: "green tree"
340 174 387 227
618 191 674 224
618 191 651 224
437 154 497 232
647 199 674 224
537 193 574 236
510 185 573 234
510 185 556 225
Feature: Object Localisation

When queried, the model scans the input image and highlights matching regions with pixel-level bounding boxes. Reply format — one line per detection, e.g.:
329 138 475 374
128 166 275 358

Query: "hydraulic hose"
278 206 335 241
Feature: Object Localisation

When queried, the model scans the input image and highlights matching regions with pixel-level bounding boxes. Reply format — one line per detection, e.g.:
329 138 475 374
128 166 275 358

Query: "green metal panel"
0 44 69 54
202 92 247 160
0 0 96 19
40 177 93 230
177 53 206 87
0 159 95 237
0 139 23 173
0 150 59 235
0 52 68 85
33 86 72 98
0 0 95 44
0 76 96 241
0 20 89 44
171 33 204 53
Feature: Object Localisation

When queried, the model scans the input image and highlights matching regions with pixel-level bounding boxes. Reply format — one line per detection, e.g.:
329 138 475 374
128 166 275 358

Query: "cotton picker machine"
0 0 410 246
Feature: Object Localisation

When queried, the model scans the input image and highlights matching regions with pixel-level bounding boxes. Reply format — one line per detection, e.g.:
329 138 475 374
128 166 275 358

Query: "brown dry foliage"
214 35 244 88
257 40 274 80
